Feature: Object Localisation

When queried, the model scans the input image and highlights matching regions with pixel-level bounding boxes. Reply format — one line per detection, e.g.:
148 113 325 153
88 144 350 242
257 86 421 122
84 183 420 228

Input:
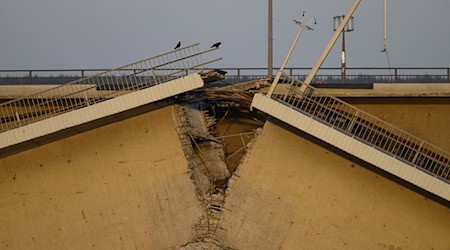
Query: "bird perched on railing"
211 42 221 48
174 41 181 49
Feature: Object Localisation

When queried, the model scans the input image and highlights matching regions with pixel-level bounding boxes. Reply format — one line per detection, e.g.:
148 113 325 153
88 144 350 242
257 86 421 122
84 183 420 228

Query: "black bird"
174 41 181 49
211 42 221 48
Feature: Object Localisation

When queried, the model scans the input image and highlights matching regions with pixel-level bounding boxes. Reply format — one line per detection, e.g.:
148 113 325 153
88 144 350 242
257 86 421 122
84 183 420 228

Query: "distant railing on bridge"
1 67 449 85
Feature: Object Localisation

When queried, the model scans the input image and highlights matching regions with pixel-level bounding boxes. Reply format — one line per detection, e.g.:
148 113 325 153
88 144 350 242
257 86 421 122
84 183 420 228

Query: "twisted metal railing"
0 43 220 133
272 75 450 183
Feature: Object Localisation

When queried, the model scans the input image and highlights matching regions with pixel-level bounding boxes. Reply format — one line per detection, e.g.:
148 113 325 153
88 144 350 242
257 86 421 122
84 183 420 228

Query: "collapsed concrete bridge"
0 44 449 249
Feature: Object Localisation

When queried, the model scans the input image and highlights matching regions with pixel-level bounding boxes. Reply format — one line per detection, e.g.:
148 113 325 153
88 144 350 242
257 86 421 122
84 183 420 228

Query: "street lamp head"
293 18 316 31
346 16 355 32
294 11 317 31
333 16 355 32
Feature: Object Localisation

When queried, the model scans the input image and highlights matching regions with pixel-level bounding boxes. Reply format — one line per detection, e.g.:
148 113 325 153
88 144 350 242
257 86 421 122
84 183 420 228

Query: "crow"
174 41 181 49
211 42 221 48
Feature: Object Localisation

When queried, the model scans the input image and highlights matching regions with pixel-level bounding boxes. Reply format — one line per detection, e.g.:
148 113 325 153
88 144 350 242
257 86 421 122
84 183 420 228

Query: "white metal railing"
0 44 220 133
271 75 450 184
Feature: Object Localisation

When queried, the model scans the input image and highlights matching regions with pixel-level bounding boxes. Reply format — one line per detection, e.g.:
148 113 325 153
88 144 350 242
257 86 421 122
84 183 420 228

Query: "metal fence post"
29 70 33 85
15 111 21 127
237 68 241 83
394 68 398 82
447 68 450 82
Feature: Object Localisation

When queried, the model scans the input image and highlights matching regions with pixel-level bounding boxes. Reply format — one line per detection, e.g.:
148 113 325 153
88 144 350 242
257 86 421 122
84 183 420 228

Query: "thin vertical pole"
383 0 387 52
268 0 273 79
447 68 450 82
341 30 346 82
237 68 241 83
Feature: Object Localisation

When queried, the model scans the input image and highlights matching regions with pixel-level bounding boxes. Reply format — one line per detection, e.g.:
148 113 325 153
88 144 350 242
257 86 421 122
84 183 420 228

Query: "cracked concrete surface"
173 104 236 249
0 106 203 249
221 120 450 249
0 100 449 249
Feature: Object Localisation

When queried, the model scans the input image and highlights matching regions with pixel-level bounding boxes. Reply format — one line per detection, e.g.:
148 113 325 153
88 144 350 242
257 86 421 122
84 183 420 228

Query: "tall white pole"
268 0 273 79
341 28 346 82
382 0 387 52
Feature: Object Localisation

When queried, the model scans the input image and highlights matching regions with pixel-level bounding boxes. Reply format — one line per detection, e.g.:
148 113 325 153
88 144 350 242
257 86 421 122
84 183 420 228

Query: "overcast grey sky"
1 0 449 70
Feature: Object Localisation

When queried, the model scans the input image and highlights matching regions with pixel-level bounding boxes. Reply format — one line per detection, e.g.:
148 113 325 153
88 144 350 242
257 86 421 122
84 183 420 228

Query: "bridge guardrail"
1 67 449 85
0 44 220 133
272 75 450 183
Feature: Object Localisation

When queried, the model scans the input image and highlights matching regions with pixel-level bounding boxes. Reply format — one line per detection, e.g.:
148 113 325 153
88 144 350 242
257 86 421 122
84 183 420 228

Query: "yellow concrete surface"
222 121 450 249
1 95 449 249
262 83 450 97
0 106 201 249
349 99 450 151
316 83 450 97
0 85 113 99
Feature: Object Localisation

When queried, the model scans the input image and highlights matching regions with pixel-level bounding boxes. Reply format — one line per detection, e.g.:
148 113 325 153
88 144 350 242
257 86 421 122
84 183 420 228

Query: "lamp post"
267 17 314 97
268 0 273 79
333 15 354 82
382 0 387 52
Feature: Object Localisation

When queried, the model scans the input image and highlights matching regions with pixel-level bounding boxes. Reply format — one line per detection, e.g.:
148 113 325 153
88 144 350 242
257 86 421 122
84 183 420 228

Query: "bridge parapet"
0 44 220 133
252 74 450 201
